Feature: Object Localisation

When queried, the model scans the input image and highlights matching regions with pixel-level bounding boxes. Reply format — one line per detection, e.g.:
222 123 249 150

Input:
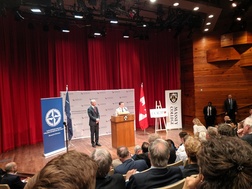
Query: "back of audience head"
184 136 201 164
134 145 142 155
179 131 188 139
24 150 98 189
197 136 252 189
148 133 161 144
217 123 235 136
141 142 149 153
91 148 112 178
243 117 252 135
192 118 204 126
117 146 130 159
148 139 170 167
5 162 17 173
165 139 176 149
179 131 188 144
206 126 218 139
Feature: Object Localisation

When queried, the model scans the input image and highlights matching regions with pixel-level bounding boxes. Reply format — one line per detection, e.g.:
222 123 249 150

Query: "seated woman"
182 136 200 178
192 118 207 141
182 136 252 189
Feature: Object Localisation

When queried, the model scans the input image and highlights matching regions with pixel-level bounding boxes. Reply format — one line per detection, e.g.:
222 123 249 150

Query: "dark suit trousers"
90 124 99 144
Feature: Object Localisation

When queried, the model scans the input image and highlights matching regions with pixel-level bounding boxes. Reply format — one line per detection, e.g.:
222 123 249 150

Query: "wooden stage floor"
0 127 191 175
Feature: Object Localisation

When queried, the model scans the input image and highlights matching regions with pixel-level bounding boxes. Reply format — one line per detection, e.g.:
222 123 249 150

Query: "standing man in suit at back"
88 99 101 148
203 102 217 128
224 94 238 123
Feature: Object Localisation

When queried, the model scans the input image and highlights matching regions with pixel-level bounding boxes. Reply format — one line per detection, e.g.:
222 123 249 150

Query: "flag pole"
65 85 69 152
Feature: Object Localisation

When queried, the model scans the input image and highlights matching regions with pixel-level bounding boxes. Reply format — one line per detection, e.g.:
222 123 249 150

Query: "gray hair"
149 139 170 167
91 148 112 178
5 162 16 173
117 146 130 158
244 117 252 128
134 145 142 154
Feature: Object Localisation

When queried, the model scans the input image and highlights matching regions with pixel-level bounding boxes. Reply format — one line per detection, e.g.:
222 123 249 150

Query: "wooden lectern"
110 114 135 148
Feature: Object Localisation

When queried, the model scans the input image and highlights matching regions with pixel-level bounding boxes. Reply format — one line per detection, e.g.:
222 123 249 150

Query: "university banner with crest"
165 90 182 129
41 97 66 157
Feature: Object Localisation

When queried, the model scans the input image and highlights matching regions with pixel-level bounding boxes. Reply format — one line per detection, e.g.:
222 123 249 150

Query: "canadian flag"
139 83 149 130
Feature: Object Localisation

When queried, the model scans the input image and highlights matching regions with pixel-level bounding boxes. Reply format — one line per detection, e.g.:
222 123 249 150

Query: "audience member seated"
132 142 151 168
165 139 177 164
237 120 245 137
241 117 252 146
141 142 149 153
126 139 183 189
131 145 142 160
192 118 207 141
91 148 125 189
0 162 26 189
148 133 161 143
206 126 218 139
114 146 148 174
24 150 97 189
217 123 236 137
175 131 188 162
0 168 6 182
182 136 200 178
182 136 252 189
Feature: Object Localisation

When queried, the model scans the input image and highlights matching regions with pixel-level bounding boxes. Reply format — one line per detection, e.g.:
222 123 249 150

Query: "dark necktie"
229 99 233 109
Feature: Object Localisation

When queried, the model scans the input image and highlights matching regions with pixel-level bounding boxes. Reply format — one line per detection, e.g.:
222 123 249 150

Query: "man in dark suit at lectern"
203 102 217 128
88 99 101 148
224 94 238 123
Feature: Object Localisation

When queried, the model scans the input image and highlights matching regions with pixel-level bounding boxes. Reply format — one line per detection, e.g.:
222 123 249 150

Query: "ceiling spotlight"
173 2 179 7
94 32 101 36
204 28 209 32
62 26 70 33
110 19 118 24
232 3 237 7
31 8 41 13
208 14 214 18
74 12 83 19
123 30 130 38
193 7 199 11
150 0 156 2
206 22 211 25
236 17 242 21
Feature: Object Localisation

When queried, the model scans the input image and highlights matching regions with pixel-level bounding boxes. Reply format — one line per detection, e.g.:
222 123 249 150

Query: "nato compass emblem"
45 109 61 127
169 93 178 103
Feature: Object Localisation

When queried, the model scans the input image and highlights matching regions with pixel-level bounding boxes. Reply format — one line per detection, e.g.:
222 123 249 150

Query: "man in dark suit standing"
0 162 26 189
203 102 217 128
88 99 101 148
224 94 238 123
126 139 183 189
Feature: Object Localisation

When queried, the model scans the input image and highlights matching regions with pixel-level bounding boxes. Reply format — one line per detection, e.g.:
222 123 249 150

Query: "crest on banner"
169 93 178 103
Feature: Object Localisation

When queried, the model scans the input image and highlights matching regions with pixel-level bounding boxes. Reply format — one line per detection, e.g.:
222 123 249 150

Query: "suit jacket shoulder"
0 174 26 189
126 167 183 189
96 174 125 189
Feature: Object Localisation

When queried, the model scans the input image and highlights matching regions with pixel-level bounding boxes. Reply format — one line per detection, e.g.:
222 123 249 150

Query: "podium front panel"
111 114 135 148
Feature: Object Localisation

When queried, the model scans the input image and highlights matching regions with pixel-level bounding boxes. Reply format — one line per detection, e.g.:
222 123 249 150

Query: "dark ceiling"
0 0 252 36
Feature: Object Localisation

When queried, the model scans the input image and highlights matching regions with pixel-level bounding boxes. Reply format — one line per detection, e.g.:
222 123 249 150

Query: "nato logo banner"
41 97 65 157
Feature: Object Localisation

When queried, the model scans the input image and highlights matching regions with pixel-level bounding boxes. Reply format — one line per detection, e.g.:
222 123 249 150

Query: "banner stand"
41 97 66 157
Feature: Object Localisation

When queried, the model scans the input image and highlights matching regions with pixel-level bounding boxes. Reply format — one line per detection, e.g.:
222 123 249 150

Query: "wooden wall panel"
180 31 252 131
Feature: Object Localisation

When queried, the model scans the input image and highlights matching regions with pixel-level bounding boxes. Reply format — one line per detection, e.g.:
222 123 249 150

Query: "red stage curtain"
0 15 180 153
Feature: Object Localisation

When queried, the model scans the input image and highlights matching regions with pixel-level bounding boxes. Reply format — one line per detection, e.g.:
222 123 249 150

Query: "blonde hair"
192 118 204 126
